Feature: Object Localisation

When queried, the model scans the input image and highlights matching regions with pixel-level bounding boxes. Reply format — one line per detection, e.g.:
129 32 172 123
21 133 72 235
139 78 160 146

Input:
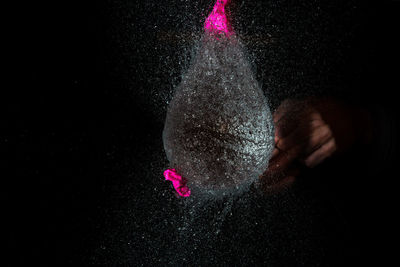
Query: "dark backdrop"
5 0 399 266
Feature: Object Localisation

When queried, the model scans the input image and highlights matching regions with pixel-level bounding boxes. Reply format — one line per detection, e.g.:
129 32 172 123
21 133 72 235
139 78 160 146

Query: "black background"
5 0 399 266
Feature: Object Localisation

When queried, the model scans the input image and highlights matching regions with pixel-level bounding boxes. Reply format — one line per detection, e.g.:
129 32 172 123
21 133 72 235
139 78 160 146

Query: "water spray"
163 0 274 198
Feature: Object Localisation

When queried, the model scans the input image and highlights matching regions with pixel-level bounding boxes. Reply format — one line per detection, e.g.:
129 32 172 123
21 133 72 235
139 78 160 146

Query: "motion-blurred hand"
259 97 373 193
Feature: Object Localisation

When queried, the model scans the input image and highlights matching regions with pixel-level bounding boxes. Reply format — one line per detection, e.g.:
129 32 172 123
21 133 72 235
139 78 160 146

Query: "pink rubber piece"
204 0 233 36
164 168 191 197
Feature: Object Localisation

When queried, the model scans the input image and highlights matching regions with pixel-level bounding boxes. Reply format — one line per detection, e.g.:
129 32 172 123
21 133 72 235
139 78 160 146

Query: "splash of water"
163 0 274 196
162 3 276 259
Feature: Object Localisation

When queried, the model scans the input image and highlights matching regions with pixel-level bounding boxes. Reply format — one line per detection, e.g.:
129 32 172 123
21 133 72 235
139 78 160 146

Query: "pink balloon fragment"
204 0 233 37
164 168 191 197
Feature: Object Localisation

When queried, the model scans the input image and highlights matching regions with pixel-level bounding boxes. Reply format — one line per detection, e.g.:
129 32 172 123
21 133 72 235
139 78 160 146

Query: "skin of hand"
259 97 373 193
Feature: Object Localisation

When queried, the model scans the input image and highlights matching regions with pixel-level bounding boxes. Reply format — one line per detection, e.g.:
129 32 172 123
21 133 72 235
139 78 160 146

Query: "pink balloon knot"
204 0 233 37
164 168 191 197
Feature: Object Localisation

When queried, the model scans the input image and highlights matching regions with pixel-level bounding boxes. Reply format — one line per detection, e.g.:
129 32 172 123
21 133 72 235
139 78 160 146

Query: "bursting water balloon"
163 0 275 195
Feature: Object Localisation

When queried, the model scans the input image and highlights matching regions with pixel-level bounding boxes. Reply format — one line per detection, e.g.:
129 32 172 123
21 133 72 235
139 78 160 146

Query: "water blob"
163 0 274 196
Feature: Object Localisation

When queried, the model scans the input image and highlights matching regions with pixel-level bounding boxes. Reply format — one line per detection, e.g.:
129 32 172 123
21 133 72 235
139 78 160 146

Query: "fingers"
271 148 279 160
302 124 333 156
273 126 336 170
273 100 300 139
268 142 304 175
269 97 340 178
304 138 337 168
275 118 326 150
274 113 298 140
275 126 307 152
275 112 324 142
273 100 320 139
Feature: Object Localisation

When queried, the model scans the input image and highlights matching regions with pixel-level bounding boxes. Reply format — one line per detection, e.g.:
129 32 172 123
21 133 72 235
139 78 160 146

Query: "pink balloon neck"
204 0 233 37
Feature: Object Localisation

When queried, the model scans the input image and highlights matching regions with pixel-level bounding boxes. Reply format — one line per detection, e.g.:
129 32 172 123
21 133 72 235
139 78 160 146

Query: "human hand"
259 97 373 193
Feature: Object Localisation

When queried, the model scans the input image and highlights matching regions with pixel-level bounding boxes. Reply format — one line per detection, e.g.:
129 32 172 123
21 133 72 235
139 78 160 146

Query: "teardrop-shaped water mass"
163 1 274 194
